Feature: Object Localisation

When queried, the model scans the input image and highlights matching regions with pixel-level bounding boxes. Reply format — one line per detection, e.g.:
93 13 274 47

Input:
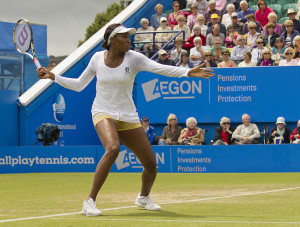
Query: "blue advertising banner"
136 66 300 123
1 145 299 174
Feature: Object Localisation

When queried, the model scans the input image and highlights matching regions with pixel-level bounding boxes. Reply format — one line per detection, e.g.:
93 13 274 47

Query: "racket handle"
33 58 42 69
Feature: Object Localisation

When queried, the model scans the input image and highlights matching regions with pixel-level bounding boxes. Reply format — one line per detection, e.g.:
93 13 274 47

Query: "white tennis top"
55 50 190 123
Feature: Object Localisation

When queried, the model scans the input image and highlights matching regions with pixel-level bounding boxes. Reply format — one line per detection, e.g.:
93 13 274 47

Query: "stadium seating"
282 3 298 17
250 5 259 11
269 4 282 18
275 0 291 9
278 16 289 24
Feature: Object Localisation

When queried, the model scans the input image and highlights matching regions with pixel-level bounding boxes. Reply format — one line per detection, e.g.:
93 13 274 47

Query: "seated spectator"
198 50 218 67
134 18 156 58
244 21 262 49
231 12 244 35
282 9 300 34
225 25 238 48
238 51 257 67
177 50 195 68
238 0 255 23
206 24 225 47
194 14 208 36
178 117 205 145
289 120 300 144
242 14 262 35
255 0 274 28
190 37 208 66
141 116 156 145
184 25 207 50
168 1 185 29
271 38 286 65
257 49 275 66
210 37 226 63
251 38 266 63
279 47 298 66
150 4 167 30
194 0 209 15
173 15 191 41
226 0 243 13
231 35 251 64
206 14 227 37
222 4 235 27
156 49 176 65
280 20 300 48
262 13 281 37
155 17 173 48
232 113 261 144
159 113 182 145
212 117 236 145
170 37 185 65
293 35 300 59
187 4 200 31
218 49 237 67
262 22 280 48
269 117 291 144
177 0 187 10
215 0 227 13
204 0 222 24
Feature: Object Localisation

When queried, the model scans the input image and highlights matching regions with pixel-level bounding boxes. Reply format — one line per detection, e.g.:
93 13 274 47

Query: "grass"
0 172 300 226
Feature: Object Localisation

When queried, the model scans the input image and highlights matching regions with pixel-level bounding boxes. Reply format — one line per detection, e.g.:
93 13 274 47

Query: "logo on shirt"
141 79 202 102
115 149 165 170
125 67 130 74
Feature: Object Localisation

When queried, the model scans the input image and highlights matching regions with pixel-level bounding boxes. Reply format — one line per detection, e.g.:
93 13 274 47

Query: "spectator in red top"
168 1 185 29
255 0 274 28
212 117 236 145
290 120 300 144
184 24 207 50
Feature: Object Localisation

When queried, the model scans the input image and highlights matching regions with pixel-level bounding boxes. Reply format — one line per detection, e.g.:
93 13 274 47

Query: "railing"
0 53 23 94
132 30 186 60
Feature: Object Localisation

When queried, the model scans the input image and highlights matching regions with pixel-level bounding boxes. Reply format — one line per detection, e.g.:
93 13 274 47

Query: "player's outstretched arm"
187 63 215 79
36 67 55 80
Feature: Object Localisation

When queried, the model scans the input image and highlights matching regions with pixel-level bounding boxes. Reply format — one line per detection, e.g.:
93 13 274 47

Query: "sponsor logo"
115 150 165 170
142 79 202 102
53 94 66 122
125 67 130 74
17 25 29 46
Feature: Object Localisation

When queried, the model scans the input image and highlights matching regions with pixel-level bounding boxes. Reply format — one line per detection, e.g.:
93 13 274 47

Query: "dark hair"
102 23 122 50
246 13 255 20
222 49 230 55
243 51 252 58
173 1 180 8
181 51 189 60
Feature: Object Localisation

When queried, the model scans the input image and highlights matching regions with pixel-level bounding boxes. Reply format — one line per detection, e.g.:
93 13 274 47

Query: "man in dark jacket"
141 116 156 145
269 117 292 144
156 49 176 65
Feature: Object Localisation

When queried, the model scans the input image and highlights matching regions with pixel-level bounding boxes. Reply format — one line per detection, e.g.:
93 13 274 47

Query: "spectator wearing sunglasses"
242 14 261 35
244 21 262 49
271 38 286 65
280 20 300 48
218 49 237 67
210 37 226 63
168 1 185 29
292 35 300 59
238 51 256 67
279 48 298 66
158 113 182 145
231 35 251 64
212 117 236 145
254 0 274 28
198 50 218 67
257 49 275 66
262 22 280 48
282 9 300 34
173 15 191 41
156 49 176 66
251 38 266 63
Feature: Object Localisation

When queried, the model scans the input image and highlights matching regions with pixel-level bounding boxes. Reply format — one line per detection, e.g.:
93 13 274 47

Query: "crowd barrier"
1 145 299 174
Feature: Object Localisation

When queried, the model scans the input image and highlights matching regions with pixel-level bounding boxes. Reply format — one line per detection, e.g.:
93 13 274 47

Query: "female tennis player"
36 23 214 216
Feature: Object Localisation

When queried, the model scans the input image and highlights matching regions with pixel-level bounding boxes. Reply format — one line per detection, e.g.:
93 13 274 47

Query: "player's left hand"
188 63 215 79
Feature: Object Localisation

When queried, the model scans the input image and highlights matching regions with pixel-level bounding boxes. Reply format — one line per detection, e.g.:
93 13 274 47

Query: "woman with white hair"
279 47 298 66
173 15 191 41
178 117 205 145
222 4 235 27
134 18 155 57
262 12 281 36
190 36 208 66
212 117 235 145
159 114 183 145
269 117 291 144
184 24 207 50
290 120 300 144
194 14 208 36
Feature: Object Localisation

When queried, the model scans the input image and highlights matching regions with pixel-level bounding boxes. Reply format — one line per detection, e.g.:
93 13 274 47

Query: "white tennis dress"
55 50 190 123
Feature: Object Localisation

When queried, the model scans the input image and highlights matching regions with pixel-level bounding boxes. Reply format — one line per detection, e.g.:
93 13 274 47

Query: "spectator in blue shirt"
141 116 156 145
150 4 167 30
238 1 255 23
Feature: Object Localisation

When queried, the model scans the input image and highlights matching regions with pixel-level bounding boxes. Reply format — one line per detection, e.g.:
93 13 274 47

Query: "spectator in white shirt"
238 51 256 67
190 36 208 66
279 47 299 66
222 4 235 27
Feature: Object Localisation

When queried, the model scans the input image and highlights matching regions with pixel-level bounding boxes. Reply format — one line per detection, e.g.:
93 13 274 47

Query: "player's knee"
144 158 157 175
105 144 120 160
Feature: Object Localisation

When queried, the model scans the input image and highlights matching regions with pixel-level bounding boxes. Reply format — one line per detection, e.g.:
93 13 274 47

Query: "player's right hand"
36 67 55 81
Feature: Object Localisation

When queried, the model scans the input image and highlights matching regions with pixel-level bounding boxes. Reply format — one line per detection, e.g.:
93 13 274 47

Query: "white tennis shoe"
135 193 161 211
82 198 102 216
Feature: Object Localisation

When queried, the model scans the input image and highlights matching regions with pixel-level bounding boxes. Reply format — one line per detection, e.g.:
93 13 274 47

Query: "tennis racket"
13 18 43 70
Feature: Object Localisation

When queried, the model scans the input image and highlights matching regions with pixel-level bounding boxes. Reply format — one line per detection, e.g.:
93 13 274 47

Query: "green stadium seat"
248 0 255 7
164 9 173 19
268 4 282 18
250 5 259 11
278 17 289 24
282 3 298 17
275 0 291 9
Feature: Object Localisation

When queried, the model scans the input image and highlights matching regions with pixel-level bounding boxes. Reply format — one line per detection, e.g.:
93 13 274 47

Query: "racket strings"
14 23 31 52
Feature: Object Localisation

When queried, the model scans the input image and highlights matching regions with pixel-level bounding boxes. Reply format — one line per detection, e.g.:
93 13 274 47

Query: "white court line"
51 217 300 225
1 186 300 223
